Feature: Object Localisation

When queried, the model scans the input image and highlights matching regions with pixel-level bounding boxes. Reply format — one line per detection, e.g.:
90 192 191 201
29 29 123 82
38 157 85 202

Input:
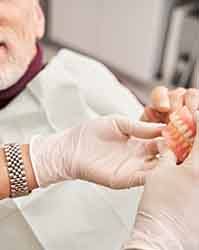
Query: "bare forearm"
0 145 38 199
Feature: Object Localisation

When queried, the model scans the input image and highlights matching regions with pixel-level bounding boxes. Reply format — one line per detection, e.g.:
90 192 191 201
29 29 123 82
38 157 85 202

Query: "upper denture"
162 106 196 163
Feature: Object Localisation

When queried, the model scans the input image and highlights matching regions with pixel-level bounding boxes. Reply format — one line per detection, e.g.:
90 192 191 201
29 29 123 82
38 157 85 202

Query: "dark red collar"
0 44 43 109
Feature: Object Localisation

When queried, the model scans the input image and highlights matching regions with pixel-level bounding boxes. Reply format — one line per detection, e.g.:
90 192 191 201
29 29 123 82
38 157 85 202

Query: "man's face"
0 0 44 90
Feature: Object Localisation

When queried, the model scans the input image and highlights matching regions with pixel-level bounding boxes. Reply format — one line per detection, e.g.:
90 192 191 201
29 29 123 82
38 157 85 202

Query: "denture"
162 106 196 163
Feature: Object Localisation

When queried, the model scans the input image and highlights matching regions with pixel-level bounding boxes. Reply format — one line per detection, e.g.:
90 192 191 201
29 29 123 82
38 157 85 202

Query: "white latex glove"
122 112 199 250
30 115 164 189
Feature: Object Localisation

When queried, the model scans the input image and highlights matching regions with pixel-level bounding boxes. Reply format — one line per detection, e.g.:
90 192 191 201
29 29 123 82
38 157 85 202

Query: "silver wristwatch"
3 144 29 198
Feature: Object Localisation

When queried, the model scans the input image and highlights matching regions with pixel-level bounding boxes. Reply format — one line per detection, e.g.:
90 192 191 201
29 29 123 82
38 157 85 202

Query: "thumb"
157 139 177 167
114 116 165 138
151 86 170 112
141 137 165 156
132 121 166 139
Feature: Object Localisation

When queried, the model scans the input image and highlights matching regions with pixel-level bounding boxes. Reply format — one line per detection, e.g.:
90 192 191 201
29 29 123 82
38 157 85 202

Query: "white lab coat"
0 49 144 250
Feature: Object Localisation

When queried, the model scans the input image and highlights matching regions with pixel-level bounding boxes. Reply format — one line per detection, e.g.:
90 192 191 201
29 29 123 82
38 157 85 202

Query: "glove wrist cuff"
30 133 73 188
29 135 43 187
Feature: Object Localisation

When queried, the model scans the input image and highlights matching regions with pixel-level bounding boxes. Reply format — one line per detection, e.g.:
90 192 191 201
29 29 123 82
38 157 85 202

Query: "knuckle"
186 88 199 96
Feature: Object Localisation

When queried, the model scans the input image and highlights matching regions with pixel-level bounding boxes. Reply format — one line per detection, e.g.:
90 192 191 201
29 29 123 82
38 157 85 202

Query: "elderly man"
0 0 199 249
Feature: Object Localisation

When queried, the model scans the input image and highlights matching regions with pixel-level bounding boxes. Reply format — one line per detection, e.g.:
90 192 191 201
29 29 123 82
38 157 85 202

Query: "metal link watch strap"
3 144 29 198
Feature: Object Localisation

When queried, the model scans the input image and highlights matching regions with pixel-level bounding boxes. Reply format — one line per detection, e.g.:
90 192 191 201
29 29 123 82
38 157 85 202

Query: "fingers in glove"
157 139 177 167
128 160 158 187
114 115 165 139
141 107 167 123
144 158 159 170
169 88 186 112
132 121 165 139
128 137 163 165
141 137 165 157
151 86 170 112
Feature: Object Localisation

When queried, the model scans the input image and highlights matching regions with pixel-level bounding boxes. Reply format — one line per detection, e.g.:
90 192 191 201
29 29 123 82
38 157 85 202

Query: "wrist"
30 133 73 188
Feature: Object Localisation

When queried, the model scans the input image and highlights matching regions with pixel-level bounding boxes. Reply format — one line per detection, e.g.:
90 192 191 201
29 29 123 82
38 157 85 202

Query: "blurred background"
42 0 199 103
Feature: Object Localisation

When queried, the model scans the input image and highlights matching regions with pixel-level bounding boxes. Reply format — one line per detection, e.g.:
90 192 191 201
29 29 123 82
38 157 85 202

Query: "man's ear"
34 1 45 39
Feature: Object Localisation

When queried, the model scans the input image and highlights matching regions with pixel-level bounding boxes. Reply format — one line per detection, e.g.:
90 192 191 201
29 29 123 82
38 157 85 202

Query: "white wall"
49 0 174 82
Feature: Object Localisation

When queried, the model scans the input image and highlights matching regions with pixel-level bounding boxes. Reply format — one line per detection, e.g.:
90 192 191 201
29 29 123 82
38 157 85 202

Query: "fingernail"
159 100 170 110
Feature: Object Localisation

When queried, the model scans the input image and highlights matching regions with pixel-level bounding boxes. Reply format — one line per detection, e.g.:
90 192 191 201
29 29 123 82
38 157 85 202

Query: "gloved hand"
142 86 199 123
122 112 199 250
30 115 164 189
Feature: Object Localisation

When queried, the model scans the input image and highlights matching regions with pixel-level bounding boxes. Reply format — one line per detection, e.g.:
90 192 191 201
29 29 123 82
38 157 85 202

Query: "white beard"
0 63 28 90
0 26 37 91
0 42 35 91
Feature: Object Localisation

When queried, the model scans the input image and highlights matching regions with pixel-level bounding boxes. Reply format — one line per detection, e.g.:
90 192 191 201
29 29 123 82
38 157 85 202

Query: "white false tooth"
176 120 183 126
172 119 183 131
170 114 180 123
184 130 193 139
178 124 188 134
